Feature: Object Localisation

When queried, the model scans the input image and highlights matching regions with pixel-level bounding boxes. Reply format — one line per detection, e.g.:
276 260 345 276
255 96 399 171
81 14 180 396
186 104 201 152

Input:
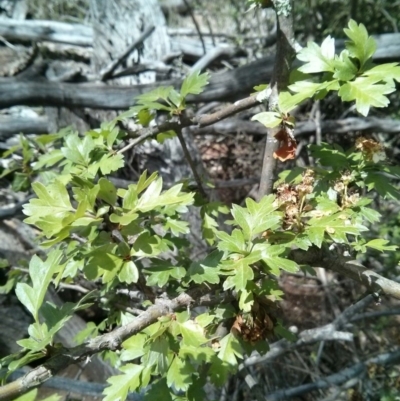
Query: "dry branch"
3 114 400 139
0 19 93 46
265 349 400 400
290 245 400 300
0 56 274 110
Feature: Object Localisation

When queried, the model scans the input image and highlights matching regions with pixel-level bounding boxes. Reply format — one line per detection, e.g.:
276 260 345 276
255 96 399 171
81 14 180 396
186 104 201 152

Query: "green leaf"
307 212 366 245
297 36 335 73
15 250 63 322
142 336 173 375
156 130 176 144
118 260 139 284
309 143 348 168
167 356 195 392
274 324 297 342
98 178 117 205
144 379 173 401
201 212 219 245
180 71 210 98
188 250 222 285
365 172 400 200
131 231 169 257
333 50 358 81
144 261 185 287
259 245 299 275
61 134 94 166
136 86 174 105
364 239 397 252
103 364 143 401
179 320 208 347
344 19 376 68
239 289 254 312
338 77 395 116
90 153 125 175
164 218 189 236
223 259 254 292
359 206 381 224
216 229 246 254
136 179 194 213
121 333 147 361
230 195 281 241
362 63 400 84
251 111 282 128
34 149 64 171
12 172 31 192
23 180 73 224
218 333 243 365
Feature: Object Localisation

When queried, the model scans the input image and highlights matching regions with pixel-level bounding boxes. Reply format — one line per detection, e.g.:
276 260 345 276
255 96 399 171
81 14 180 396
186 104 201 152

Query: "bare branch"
258 0 296 199
264 349 400 400
240 294 375 370
290 245 400 300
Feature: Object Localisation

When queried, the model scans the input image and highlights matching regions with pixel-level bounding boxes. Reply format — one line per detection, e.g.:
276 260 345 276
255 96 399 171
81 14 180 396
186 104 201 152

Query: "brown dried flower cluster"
231 301 275 343
274 169 315 229
333 171 360 208
355 137 386 163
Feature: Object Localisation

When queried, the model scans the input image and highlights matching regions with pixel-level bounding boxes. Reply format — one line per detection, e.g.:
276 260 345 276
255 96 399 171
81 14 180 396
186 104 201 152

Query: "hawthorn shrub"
0 19 400 401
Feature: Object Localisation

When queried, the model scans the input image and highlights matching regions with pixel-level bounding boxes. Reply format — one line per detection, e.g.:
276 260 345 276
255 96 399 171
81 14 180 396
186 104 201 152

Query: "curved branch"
0 288 232 401
290 245 400 300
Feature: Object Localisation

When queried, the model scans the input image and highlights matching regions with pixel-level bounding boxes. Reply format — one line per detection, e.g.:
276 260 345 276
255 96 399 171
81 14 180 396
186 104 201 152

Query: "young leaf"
362 63 400 84
338 77 395 116
218 333 243 365
180 71 210 98
223 259 254 292
344 19 376 68
251 111 282 128
61 134 94 166
167 356 195 392
15 250 63 322
297 36 335 73
333 50 358 81
364 239 397 252
179 320 208 347
23 180 74 224
103 364 143 401
188 250 223 285
144 261 185 287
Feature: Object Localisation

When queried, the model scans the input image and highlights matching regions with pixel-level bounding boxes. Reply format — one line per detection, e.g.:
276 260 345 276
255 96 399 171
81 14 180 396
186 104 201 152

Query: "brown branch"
0 288 233 401
289 245 400 300
240 294 375 371
175 125 208 199
258 0 296 199
117 94 262 153
265 349 400 401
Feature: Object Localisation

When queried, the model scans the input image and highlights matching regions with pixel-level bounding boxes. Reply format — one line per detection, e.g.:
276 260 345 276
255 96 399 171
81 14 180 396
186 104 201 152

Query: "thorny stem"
257 0 296 199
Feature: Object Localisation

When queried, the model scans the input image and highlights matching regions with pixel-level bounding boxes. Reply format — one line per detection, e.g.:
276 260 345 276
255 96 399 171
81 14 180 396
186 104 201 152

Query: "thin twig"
176 125 208 199
117 95 262 155
100 25 155 81
182 0 206 55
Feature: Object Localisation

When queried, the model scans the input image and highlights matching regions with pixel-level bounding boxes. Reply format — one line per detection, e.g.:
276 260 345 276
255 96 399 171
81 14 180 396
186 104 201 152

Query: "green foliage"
0 24 398 401
253 19 400 126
